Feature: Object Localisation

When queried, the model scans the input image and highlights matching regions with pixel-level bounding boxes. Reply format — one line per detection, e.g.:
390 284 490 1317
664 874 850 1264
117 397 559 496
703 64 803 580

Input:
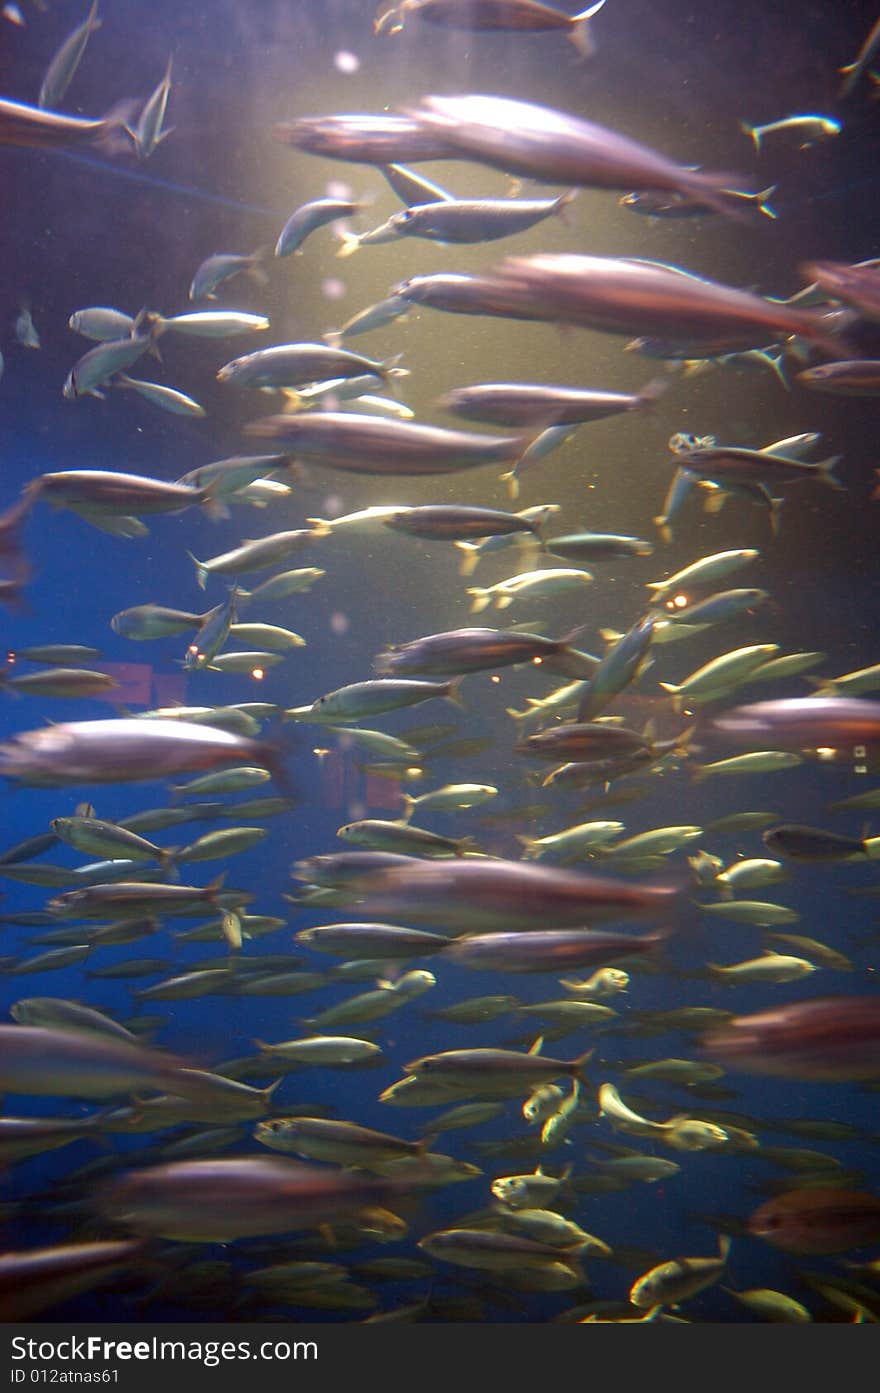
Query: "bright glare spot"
491 674 502 684
6 652 14 664
188 644 200 655
251 668 265 681
326 179 352 201
2 6 25 27
322 277 346 301
406 766 422 780
532 657 543 666
672 593 689 609
334 49 360 74
313 747 329 763
331 611 349 635
815 746 837 761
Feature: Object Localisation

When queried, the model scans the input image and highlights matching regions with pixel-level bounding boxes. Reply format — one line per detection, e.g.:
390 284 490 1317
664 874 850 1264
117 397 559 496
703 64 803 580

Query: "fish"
218 342 397 390
383 503 544 542
739 113 842 152
189 249 269 302
445 928 669 973
629 1235 731 1308
433 252 853 358
701 997 880 1081
0 717 279 787
275 196 367 257
38 1 102 111
709 697 880 761
111 374 206 417
839 14 880 97
0 1241 146 1322
340 191 577 254
762 823 879 862
96 1157 419 1242
797 360 880 396
748 1189 880 1255
403 93 751 215
439 377 668 428
0 94 138 152
374 625 597 680
187 530 321 589
244 411 536 476
126 55 174 159
376 0 608 57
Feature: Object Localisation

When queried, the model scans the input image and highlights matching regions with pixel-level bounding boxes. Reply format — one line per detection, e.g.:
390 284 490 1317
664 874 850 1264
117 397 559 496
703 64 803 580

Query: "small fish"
629 1235 732 1308
189 248 269 302
126 55 174 159
112 374 206 417
150 311 270 339
15 300 40 349
275 196 367 258
38 0 102 112
739 113 842 153
376 0 608 57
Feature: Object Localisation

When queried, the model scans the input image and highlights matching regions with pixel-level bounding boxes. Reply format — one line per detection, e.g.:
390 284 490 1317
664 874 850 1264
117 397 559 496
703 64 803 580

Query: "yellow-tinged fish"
630 1234 732 1308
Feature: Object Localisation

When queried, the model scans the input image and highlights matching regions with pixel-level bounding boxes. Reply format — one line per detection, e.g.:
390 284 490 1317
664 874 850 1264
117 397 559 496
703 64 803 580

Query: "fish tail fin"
838 62 858 98
335 231 362 259
322 329 343 348
568 0 607 57
373 3 404 35
515 834 538 858
495 595 514 611
573 1048 596 1082
379 353 405 395
691 765 709 785
719 1233 733 1262
739 120 760 152
554 190 579 224
400 793 416 825
817 454 845 490
455 543 480 576
454 835 481 857
499 468 520 501
94 97 143 157
205 871 228 904
247 246 272 287
636 375 672 408
467 589 491 614
159 847 181 881
444 676 466 710
653 515 673 544
261 1077 285 1104
754 183 778 219
306 520 333 539
769 495 784 537
863 835 880 859
186 550 209 590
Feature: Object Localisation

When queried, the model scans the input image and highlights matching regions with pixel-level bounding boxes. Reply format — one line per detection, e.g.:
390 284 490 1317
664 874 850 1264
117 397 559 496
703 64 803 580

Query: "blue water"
1 0 879 1325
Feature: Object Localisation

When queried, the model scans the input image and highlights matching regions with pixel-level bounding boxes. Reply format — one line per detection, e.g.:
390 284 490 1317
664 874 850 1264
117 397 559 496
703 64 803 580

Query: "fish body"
38 1 102 111
440 378 666 427
126 55 174 158
276 197 365 257
740 114 841 152
97 1157 415 1242
710 697 880 757
451 252 851 357
218 343 393 390
630 1235 731 1308
348 856 681 933
405 94 749 214
367 192 577 245
189 250 268 302
63 334 152 399
446 928 665 972
0 95 136 150
376 626 597 678
0 717 274 787
748 1189 880 1255
244 411 531 476
274 111 457 165
798 360 880 396
384 503 541 541
701 997 880 1081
